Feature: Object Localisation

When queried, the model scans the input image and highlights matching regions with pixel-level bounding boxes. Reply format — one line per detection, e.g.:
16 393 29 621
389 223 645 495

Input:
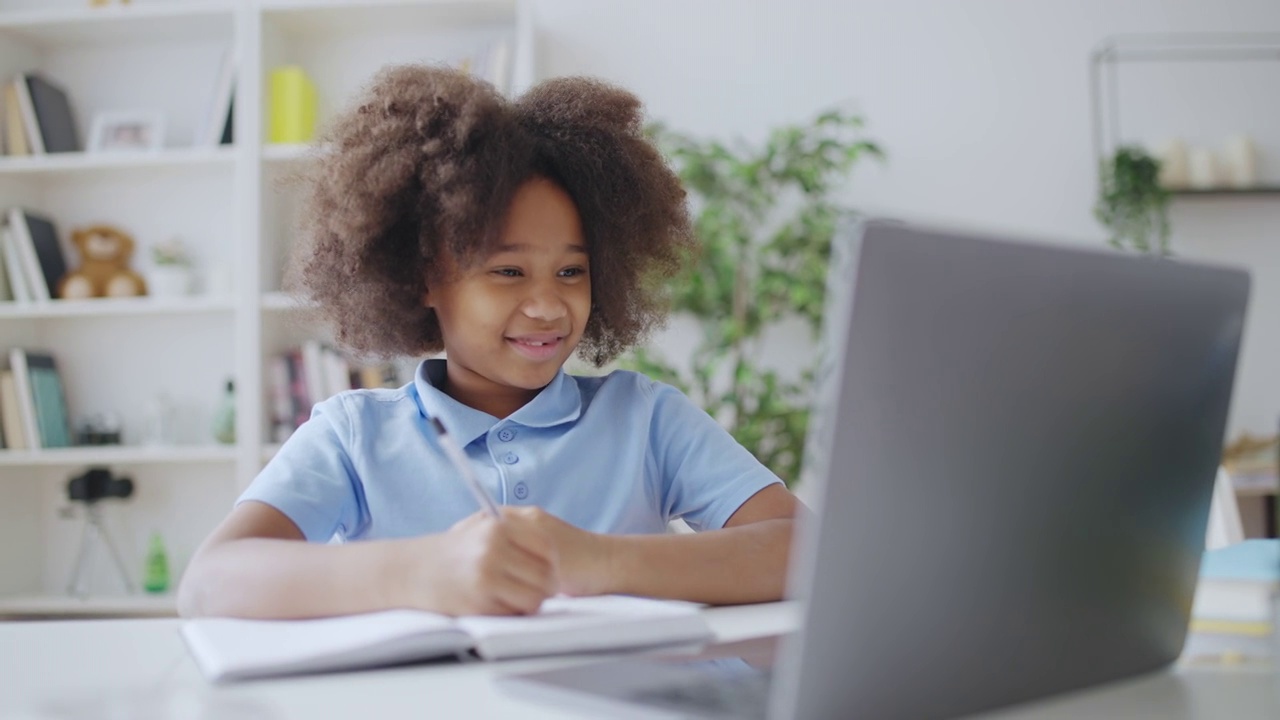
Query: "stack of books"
2 72 80 157
267 340 400 442
1184 539 1279 663
1 347 73 451
1 208 69 303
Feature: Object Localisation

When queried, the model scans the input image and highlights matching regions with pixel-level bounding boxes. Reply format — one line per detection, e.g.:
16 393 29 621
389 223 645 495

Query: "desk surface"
1 602 1277 719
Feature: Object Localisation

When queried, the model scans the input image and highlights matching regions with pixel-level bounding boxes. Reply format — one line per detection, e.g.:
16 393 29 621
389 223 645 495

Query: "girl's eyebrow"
494 243 588 255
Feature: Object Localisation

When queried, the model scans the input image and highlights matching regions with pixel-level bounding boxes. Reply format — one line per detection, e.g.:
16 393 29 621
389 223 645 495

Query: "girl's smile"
506 333 569 361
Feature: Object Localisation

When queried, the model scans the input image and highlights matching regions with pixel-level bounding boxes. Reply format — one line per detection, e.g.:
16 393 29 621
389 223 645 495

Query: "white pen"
429 416 502 519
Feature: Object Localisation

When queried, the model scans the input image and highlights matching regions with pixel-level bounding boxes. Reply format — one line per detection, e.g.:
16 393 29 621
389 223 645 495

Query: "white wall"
531 0 1280 439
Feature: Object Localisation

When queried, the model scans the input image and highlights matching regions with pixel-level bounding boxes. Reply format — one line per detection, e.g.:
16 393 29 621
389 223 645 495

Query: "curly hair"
287 65 695 365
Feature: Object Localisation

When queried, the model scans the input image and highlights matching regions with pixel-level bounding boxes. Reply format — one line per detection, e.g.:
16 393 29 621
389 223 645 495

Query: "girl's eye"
559 267 587 278
492 268 522 278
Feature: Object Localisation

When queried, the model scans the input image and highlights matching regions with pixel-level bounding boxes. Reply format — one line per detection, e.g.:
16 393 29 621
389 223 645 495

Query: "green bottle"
212 379 236 444
143 532 170 594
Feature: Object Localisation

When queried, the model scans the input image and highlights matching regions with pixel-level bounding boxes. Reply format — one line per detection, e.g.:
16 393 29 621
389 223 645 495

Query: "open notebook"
181 594 713 682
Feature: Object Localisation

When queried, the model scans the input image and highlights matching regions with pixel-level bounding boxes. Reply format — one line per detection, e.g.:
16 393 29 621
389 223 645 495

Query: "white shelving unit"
0 0 533 617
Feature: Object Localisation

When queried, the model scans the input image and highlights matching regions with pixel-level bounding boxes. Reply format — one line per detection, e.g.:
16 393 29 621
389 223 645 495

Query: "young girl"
179 66 803 619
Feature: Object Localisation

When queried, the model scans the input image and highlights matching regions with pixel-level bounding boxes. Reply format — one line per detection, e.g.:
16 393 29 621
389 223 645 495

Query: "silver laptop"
501 219 1251 719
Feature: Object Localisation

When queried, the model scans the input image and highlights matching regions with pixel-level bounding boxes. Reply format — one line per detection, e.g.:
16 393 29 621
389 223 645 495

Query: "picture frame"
87 111 165 153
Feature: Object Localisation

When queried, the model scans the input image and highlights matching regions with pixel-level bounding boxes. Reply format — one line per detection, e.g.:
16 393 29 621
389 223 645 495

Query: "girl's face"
424 176 591 418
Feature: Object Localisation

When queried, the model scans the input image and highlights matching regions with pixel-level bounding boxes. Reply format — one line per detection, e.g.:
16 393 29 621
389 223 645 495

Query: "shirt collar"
412 358 582 447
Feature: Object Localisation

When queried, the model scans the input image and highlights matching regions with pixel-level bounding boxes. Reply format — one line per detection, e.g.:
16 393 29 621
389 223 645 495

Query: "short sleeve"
649 383 783 531
237 395 369 542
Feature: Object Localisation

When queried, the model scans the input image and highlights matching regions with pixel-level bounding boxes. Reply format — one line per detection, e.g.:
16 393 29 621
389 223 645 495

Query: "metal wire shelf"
1090 33 1280 197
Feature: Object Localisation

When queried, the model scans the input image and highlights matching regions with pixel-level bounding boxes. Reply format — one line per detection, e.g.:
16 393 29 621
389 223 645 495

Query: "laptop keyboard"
627 663 773 719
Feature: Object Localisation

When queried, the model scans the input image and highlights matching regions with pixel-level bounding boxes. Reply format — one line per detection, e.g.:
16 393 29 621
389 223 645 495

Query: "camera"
67 467 134 504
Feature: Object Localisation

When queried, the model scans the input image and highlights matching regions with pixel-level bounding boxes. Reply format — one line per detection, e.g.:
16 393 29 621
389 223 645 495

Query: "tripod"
66 502 135 597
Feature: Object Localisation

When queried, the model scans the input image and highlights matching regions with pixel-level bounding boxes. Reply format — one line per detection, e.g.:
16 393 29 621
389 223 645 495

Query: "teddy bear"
58 225 148 299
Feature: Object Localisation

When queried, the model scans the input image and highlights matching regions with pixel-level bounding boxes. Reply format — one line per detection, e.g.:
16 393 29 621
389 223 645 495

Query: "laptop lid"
773 218 1250 719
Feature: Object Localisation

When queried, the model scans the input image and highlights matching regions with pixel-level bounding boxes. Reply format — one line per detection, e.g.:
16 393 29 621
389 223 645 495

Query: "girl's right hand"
392 509 559 616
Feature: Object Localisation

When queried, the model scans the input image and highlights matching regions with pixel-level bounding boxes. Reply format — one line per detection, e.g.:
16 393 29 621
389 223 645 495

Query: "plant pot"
149 266 191 298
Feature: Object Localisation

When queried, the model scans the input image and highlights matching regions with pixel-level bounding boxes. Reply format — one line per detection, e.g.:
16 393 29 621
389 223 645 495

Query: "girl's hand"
393 510 558 616
499 507 614 597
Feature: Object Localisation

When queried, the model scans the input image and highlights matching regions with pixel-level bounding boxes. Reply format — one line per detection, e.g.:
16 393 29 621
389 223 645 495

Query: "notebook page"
458 595 712 660
181 609 470 682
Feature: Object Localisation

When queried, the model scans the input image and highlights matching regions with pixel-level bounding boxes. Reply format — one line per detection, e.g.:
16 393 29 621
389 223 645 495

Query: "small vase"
1222 135 1258 189
1188 147 1219 190
149 266 191 298
1156 139 1190 190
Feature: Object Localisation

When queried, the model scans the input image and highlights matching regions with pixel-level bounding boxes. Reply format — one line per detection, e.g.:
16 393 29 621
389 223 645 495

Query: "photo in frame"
87 111 165 153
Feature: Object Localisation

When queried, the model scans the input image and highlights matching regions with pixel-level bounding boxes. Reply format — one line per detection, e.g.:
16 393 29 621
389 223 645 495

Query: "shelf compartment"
0 1 234 48
0 445 237 467
0 296 235 320
0 147 237 178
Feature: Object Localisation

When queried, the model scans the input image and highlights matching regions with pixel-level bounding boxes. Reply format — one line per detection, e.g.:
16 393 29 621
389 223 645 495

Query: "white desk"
1 602 1276 719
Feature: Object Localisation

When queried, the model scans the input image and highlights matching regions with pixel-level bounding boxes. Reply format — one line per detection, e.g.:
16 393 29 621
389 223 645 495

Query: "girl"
179 66 803 619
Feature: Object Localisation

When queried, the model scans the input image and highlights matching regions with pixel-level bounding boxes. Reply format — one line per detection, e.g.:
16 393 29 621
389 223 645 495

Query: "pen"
429 416 502 519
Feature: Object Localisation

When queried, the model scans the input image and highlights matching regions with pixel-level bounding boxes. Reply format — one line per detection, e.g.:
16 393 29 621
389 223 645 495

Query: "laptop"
501 219 1251 719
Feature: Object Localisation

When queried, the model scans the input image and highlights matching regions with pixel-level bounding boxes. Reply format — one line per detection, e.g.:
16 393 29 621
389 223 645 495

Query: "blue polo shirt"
239 359 782 541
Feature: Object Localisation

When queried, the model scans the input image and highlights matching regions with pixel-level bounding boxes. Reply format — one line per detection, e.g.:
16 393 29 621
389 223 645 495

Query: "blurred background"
0 0 1275 618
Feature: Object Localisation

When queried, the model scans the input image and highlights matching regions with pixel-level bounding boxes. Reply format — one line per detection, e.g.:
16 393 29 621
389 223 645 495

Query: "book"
196 49 236 147
300 339 326 406
6 210 46 301
0 370 22 449
284 348 311 429
181 594 712 683
7 349 41 450
267 354 295 442
321 345 352 398
1192 539 1279 623
11 74 42 155
1185 540 1279 661
1 224 33 303
219 97 234 145
8 209 68 301
22 351 72 448
354 361 399 390
23 73 80 154
3 80 30 156
0 227 12 302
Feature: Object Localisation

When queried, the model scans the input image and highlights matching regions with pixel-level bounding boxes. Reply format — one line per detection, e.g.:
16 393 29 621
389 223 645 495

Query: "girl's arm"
537 484 805 605
177 501 558 619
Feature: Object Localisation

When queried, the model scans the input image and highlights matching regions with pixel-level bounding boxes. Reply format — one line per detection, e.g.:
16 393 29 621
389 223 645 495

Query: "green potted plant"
149 237 193 297
1094 146 1171 255
626 110 882 487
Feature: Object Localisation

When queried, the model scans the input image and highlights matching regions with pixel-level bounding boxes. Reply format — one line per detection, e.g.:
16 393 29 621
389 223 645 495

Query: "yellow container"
269 66 317 144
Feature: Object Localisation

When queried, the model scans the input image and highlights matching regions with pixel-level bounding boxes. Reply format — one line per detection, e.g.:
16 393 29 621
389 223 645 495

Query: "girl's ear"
422 286 434 309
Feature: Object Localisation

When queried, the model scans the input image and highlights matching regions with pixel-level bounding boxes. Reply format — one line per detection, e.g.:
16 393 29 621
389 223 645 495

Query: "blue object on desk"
1200 540 1280 582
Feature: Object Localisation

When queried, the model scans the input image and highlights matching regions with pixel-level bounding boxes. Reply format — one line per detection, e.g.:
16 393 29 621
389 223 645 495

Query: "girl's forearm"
599 519 795 605
178 536 416 619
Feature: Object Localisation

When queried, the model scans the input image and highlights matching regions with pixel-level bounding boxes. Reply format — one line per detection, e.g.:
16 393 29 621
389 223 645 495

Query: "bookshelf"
0 0 533 616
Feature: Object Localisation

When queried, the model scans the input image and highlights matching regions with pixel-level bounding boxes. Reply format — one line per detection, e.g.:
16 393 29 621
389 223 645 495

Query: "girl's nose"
521 284 569 321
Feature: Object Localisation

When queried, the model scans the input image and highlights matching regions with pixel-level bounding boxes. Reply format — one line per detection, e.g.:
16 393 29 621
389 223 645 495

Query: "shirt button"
504 452 518 465
497 428 515 442
513 482 529 500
